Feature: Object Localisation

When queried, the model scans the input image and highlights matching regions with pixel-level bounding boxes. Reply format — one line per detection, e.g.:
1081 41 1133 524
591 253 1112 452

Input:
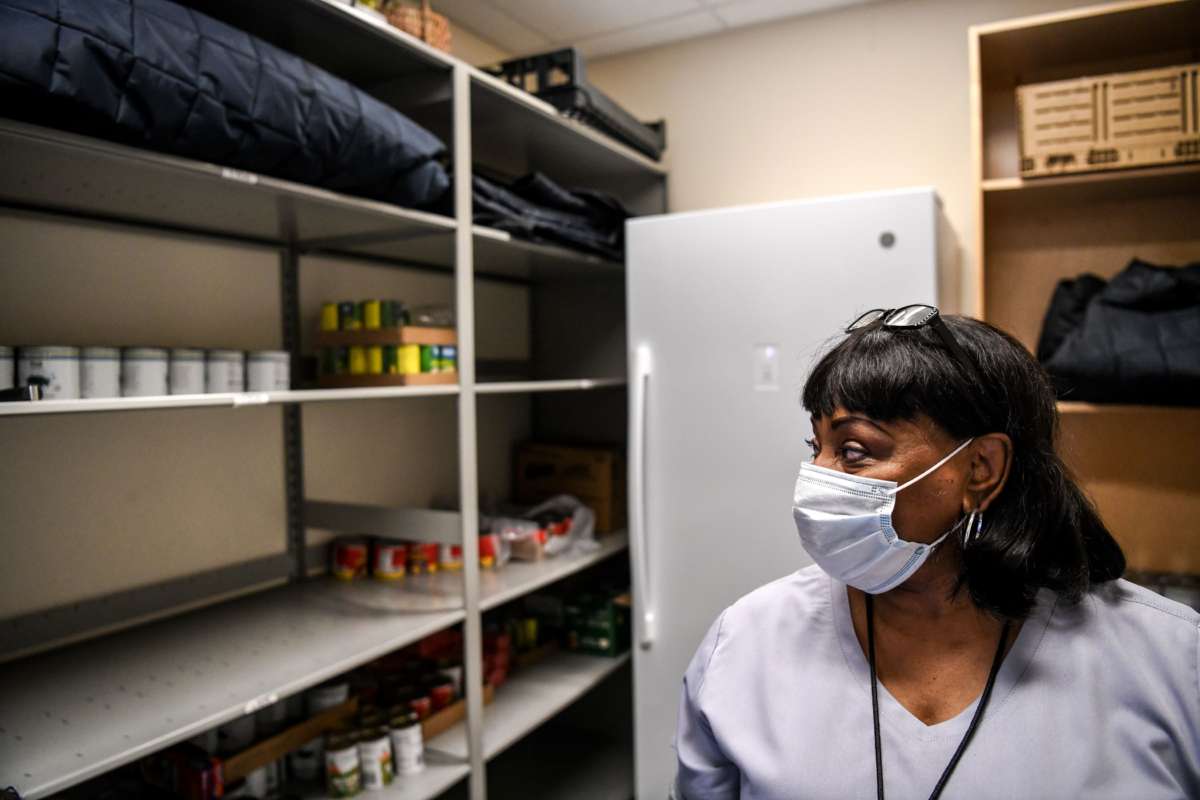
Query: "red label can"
373 539 408 580
332 539 368 580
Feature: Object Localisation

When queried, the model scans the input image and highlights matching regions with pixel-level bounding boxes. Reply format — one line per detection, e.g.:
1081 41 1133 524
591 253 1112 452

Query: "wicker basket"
385 0 452 52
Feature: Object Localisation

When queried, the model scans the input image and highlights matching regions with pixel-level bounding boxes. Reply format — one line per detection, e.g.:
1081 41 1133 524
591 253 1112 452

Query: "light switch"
753 343 780 391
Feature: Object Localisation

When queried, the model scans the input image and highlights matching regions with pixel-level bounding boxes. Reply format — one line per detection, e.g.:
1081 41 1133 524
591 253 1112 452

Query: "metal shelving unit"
0 581 465 799
0 0 665 796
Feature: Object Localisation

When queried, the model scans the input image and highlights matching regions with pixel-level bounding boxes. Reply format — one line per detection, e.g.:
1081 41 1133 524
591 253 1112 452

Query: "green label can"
441 345 457 372
419 345 434 373
339 301 361 331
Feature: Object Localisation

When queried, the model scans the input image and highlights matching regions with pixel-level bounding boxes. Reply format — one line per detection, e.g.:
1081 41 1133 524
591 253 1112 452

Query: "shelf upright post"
280 246 307 581
452 62 487 800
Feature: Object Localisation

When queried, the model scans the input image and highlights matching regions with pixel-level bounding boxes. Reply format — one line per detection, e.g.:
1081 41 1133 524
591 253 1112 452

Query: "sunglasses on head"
845 304 978 383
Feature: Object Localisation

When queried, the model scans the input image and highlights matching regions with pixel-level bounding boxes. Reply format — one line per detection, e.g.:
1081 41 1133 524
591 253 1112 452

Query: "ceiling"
434 0 880 60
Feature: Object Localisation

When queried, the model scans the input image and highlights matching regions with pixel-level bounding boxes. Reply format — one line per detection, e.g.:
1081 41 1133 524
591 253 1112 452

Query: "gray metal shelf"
0 580 465 799
426 652 632 762
0 386 461 418
476 378 626 395
479 533 629 612
0 119 457 255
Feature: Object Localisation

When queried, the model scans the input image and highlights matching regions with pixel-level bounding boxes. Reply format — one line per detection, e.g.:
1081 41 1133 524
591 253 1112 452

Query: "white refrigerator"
625 188 959 799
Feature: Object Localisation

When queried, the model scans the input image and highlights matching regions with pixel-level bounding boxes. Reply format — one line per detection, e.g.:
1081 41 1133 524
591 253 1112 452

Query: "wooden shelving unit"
969 0 1200 575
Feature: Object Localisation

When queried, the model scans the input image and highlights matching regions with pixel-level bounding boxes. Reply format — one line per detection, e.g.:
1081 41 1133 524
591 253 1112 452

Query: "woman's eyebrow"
830 415 891 436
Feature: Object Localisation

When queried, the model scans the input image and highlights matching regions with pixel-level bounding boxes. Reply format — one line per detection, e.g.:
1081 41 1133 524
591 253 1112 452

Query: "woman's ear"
963 433 1013 513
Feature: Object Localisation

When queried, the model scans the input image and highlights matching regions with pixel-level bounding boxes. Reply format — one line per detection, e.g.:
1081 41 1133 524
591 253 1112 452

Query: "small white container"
306 681 349 715
390 720 424 776
206 349 245 393
358 731 394 790
121 348 169 397
80 347 121 398
18 346 80 399
169 348 206 395
247 350 289 392
0 346 13 390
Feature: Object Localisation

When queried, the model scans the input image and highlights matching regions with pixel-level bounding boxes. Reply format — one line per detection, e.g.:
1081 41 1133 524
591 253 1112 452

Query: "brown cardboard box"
515 443 626 534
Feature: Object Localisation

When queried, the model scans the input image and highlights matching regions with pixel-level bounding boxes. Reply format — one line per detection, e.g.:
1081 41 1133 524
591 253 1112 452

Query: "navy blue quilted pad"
0 0 450 208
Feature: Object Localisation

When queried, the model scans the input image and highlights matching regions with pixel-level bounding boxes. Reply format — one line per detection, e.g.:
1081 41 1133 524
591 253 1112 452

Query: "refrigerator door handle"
631 344 656 648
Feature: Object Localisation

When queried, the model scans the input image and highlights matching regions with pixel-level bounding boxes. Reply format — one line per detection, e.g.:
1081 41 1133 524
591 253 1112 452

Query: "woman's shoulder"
706 564 833 648
1054 578 1198 678
685 565 834 696
1080 578 1199 632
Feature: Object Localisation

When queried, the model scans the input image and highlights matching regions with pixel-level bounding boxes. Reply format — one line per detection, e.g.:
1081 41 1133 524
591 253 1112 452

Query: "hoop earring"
962 509 984 547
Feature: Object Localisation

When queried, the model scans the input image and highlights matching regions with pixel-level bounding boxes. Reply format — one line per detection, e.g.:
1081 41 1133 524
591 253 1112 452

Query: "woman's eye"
805 437 820 456
840 445 868 464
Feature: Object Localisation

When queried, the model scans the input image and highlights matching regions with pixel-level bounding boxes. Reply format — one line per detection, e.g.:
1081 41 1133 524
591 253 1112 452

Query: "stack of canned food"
0 345 289 400
316 299 457 380
331 536 471 581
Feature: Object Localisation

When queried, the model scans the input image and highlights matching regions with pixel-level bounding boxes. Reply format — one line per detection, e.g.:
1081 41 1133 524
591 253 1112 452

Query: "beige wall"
451 23 511 67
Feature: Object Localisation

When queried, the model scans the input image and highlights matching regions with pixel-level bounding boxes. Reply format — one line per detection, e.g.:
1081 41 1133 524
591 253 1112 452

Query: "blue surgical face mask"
792 438 974 594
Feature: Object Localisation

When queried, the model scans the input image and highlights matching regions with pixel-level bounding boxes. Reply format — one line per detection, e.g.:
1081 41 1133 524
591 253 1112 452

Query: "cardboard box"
1017 63 1200 178
515 443 626 534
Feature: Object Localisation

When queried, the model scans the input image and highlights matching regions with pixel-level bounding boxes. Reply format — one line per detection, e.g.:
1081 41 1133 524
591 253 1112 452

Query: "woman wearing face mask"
674 307 1199 800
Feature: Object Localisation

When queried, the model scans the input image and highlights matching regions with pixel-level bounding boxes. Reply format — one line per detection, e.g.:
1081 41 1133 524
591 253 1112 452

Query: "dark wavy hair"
801 314 1125 619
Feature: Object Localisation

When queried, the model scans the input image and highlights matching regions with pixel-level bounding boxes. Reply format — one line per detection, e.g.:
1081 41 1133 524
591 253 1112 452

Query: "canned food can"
399 345 420 375
169 348 205 394
391 301 410 327
438 543 463 571
380 301 395 329
80 347 120 398
18 346 80 399
307 681 351 715
339 301 361 331
247 350 289 392
407 542 439 574
348 346 367 376
479 533 500 569
357 729 393 790
0 346 13 390
121 347 169 397
441 345 457 372
361 300 382 331
419 345 434 374
426 680 454 711
324 735 361 798
383 345 399 375
290 737 323 781
388 713 424 776
271 351 290 391
373 540 407 580
332 539 368 580
320 303 340 332
407 693 432 721
367 346 384 376
206 350 245 393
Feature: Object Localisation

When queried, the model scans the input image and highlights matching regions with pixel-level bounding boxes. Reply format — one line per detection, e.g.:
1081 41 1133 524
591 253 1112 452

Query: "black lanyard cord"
866 594 1011 800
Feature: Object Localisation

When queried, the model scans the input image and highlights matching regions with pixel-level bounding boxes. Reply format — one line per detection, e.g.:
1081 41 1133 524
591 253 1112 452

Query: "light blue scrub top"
675 566 1200 799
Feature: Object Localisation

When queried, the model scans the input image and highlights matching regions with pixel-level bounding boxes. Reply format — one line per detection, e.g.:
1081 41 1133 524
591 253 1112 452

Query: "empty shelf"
426 651 631 762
